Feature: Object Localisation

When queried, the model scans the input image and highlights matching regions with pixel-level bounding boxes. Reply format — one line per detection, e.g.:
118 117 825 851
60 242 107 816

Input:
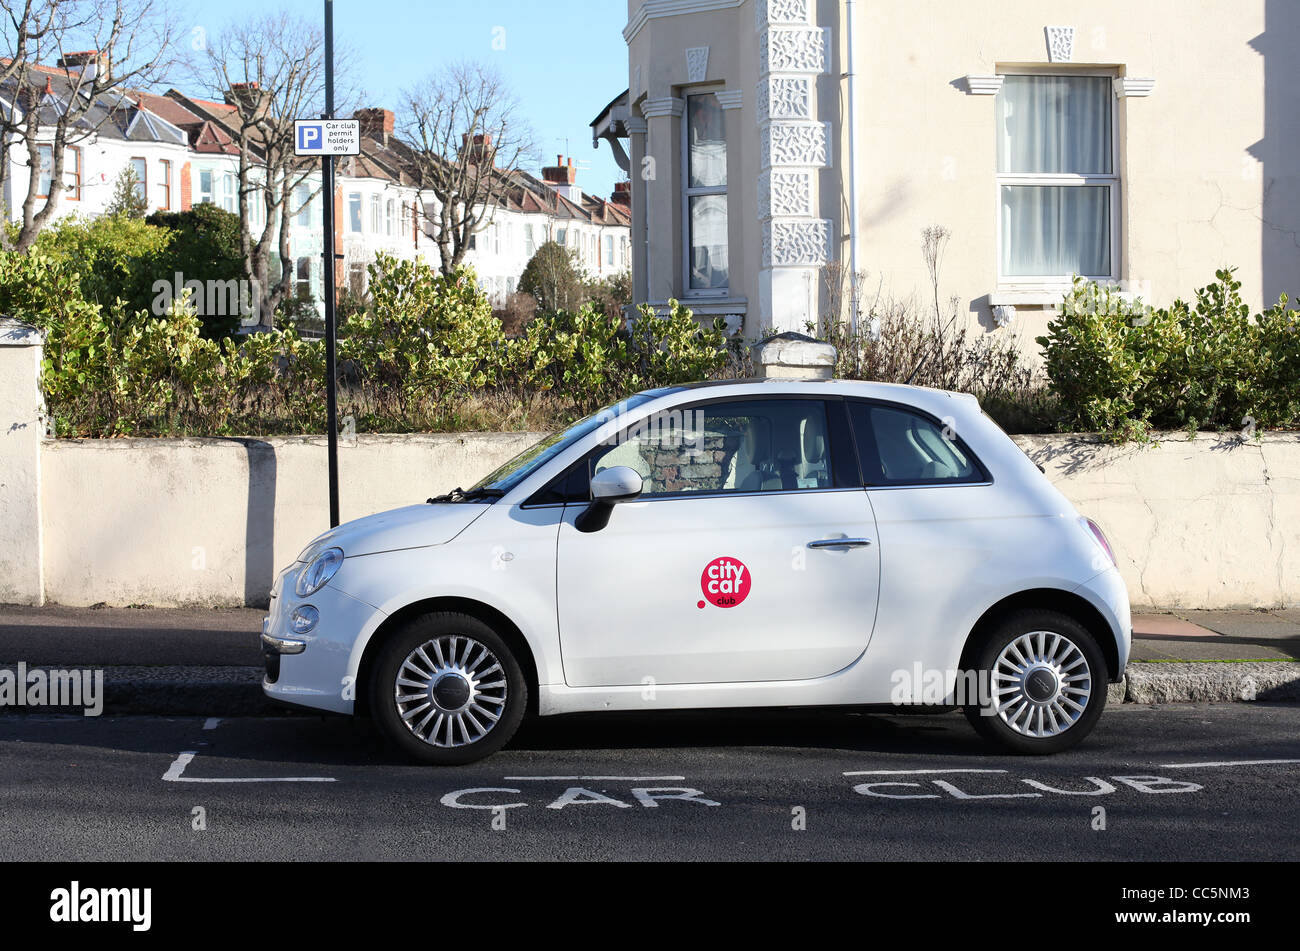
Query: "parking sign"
294 119 361 156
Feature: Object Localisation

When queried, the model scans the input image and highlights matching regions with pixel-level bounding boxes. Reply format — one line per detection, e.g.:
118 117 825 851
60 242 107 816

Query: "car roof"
647 377 971 403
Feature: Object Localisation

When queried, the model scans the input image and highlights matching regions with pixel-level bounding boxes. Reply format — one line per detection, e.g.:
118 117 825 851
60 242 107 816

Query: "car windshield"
469 392 667 494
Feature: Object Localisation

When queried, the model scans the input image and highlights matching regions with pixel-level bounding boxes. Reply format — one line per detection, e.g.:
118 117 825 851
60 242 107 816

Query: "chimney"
224 81 268 119
611 180 631 206
459 133 496 168
355 108 395 144
57 50 106 82
541 155 582 204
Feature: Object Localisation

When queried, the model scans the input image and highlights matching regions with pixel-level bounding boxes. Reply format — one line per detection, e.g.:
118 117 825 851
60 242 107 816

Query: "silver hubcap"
993 630 1092 738
394 635 508 748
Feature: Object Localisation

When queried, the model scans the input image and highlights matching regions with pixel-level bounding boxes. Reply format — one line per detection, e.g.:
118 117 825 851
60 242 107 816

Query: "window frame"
347 192 363 233
680 90 730 299
158 158 171 209
994 69 1120 292
846 398 993 489
130 156 148 207
64 146 82 201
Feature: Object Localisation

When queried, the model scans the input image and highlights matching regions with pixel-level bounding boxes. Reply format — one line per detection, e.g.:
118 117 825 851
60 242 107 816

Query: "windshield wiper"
427 486 505 504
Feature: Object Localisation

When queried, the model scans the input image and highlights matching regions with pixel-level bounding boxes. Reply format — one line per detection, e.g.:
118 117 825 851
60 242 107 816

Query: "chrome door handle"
807 537 873 549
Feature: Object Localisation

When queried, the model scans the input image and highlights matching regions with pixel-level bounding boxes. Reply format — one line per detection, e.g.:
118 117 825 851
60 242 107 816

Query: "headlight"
296 547 344 597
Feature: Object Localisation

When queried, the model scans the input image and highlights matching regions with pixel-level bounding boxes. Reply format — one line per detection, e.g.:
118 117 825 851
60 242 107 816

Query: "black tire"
963 609 1108 755
369 612 527 765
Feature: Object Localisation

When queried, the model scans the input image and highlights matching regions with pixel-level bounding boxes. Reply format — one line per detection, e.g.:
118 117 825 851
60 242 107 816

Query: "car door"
554 396 881 688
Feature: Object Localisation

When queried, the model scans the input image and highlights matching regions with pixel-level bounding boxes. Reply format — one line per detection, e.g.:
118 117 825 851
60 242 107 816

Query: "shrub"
1038 269 1300 438
518 240 585 313
339 253 505 426
146 204 247 338
33 213 173 317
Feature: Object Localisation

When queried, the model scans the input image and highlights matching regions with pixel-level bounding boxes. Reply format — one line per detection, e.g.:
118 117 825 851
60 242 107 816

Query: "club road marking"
1162 758 1300 769
162 751 336 783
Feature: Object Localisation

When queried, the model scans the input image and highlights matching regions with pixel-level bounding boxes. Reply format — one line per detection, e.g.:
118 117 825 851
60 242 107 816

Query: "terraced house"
2 63 630 321
593 0 1300 356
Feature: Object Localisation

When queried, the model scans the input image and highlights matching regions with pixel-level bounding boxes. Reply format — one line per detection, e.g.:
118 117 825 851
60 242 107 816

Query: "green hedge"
0 249 729 438
1038 270 1300 440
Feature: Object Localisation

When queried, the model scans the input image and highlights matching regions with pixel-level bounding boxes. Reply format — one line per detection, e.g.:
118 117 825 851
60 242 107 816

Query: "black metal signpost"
322 0 339 527
293 3 358 528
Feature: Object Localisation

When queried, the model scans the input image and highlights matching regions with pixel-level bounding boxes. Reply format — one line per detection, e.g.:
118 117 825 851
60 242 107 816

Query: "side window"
590 399 835 497
849 401 984 486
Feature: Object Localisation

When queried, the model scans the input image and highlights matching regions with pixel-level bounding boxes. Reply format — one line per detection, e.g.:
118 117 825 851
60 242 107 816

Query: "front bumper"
261 566 384 715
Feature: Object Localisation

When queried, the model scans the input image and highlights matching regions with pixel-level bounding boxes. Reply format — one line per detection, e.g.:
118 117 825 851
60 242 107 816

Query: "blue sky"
174 0 630 197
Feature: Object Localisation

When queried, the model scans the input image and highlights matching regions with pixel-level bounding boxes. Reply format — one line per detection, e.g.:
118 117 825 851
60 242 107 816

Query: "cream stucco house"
593 0 1300 355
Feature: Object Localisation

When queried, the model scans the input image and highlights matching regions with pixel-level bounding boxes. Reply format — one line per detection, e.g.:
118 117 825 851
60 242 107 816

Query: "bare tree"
400 61 535 278
0 0 176 251
198 11 341 328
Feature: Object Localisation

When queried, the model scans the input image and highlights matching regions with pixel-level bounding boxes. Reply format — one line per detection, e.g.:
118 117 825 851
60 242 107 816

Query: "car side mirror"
575 466 643 533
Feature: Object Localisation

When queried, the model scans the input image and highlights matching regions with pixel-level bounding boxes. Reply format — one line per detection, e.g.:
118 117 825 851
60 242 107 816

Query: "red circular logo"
700 556 751 609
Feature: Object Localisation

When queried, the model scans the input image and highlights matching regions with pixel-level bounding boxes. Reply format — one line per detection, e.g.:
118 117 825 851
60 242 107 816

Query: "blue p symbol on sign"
298 123 321 151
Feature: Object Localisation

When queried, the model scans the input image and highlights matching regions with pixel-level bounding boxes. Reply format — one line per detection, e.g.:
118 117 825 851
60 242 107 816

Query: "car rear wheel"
964 609 1108 755
369 612 527 765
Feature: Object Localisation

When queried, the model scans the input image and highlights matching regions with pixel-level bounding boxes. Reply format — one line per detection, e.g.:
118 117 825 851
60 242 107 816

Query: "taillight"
1080 516 1116 567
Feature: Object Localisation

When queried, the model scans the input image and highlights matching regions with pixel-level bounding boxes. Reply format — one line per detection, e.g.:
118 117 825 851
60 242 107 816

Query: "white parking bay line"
842 769 1008 776
1162 758 1300 769
162 751 336 783
502 775 687 781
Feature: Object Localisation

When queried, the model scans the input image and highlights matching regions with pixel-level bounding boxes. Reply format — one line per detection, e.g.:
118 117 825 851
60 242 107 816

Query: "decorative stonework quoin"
965 75 1004 96
759 170 814 219
757 75 812 120
1114 77 1157 98
686 46 710 83
761 121 830 169
756 0 812 31
755 0 831 333
1045 25 1075 63
760 27 828 73
763 218 831 267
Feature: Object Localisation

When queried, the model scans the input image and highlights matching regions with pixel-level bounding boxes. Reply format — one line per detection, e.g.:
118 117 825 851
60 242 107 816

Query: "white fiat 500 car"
263 379 1130 764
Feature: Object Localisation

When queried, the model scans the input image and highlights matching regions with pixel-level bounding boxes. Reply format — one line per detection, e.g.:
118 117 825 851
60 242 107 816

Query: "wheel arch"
958 588 1122 681
354 596 541 718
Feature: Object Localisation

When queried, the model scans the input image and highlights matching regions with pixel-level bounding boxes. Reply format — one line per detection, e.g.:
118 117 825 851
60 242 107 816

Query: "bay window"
683 92 728 294
996 74 1117 285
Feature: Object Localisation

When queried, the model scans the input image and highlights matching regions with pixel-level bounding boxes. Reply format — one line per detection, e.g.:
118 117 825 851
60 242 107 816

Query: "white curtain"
1001 185 1110 277
998 76 1112 277
997 76 1111 174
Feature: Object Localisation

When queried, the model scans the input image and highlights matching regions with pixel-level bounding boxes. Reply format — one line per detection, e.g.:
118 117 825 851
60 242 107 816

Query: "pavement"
0 603 1298 715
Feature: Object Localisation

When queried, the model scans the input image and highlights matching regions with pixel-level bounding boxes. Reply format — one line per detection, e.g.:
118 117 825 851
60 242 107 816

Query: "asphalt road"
0 703 1297 861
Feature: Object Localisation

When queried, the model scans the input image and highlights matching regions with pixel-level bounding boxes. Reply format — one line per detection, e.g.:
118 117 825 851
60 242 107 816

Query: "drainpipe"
844 0 861 337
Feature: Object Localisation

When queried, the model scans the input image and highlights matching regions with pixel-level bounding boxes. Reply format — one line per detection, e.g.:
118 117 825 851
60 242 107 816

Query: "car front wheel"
964 610 1108 755
369 612 527 765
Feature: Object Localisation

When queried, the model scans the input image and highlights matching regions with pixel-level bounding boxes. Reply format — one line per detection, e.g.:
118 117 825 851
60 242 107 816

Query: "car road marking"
162 751 336 783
